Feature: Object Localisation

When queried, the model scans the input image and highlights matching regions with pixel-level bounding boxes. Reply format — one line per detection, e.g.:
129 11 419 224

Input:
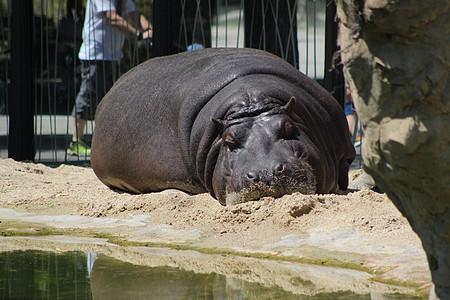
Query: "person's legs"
68 60 118 155
345 100 356 135
68 61 98 155
67 119 90 156
346 112 356 136
73 117 86 142
68 115 90 155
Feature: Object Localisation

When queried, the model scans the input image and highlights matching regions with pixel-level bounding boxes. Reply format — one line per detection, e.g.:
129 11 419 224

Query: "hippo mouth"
225 162 317 205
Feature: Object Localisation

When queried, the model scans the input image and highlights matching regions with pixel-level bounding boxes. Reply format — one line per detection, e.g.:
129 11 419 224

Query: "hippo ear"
282 97 296 113
211 117 225 130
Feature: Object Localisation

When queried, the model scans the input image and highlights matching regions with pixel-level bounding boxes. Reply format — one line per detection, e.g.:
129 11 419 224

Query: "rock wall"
335 0 450 298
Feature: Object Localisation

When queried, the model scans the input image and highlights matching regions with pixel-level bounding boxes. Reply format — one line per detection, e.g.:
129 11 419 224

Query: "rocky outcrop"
335 1 450 298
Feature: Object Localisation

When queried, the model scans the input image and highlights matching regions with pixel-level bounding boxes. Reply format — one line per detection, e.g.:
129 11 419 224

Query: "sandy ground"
0 158 432 295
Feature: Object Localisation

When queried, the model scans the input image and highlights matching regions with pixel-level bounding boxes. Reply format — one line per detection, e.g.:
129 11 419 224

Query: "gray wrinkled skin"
91 48 355 205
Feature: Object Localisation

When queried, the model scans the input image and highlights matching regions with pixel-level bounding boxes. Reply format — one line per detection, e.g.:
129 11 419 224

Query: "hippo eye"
280 120 294 139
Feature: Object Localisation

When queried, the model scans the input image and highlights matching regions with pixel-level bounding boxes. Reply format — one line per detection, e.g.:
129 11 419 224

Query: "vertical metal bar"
224 0 228 47
236 0 244 48
324 0 344 108
9 0 34 161
305 0 309 76
152 0 174 57
313 0 317 79
36 3 44 162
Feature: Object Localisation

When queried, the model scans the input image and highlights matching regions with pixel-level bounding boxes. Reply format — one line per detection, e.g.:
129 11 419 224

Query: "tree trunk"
336 1 450 298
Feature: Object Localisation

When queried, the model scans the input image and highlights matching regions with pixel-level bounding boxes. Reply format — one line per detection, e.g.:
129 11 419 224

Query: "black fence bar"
324 0 344 108
8 0 34 161
152 0 175 57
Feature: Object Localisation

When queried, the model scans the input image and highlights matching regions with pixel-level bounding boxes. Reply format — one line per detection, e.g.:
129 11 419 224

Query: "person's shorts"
345 100 355 116
72 60 122 120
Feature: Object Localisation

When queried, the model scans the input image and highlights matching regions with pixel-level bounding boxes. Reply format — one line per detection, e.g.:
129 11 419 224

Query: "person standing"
68 0 152 156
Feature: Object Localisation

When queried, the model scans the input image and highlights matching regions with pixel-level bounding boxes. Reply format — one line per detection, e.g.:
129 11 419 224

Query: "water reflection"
0 250 420 299
0 250 92 299
89 254 300 299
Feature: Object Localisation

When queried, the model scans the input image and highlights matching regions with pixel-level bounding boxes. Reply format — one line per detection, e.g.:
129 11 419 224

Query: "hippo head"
211 97 318 205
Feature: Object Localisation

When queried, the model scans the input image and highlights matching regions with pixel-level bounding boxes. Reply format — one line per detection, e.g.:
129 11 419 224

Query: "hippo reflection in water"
91 48 356 205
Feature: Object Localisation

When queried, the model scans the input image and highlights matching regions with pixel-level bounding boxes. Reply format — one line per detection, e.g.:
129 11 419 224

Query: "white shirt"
78 0 135 61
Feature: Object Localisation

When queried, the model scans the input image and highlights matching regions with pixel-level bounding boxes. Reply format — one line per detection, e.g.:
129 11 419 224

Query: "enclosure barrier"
0 0 350 164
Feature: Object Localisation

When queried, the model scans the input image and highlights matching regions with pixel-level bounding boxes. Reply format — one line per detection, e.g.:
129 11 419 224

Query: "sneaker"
354 136 362 147
67 140 91 156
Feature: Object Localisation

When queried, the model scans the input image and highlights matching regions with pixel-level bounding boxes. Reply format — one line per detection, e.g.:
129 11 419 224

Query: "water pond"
0 249 422 299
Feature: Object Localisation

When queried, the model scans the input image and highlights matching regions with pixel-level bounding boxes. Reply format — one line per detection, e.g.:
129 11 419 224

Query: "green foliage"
33 0 65 21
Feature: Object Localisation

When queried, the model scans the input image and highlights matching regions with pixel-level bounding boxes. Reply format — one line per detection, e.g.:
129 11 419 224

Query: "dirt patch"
0 159 413 242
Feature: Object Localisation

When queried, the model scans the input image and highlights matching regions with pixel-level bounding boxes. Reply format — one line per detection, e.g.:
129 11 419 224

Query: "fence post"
152 0 175 57
244 0 299 68
324 0 345 109
8 0 34 161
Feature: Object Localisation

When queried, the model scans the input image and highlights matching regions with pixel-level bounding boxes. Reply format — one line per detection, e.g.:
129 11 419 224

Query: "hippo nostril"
274 164 285 175
247 171 259 181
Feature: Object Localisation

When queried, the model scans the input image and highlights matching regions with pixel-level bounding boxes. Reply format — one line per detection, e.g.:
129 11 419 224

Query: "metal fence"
1 0 350 164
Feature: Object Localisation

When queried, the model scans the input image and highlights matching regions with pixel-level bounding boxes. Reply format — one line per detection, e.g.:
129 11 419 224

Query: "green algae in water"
0 250 422 299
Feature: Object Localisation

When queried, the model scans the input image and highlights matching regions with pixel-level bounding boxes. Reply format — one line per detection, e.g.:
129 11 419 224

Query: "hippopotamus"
91 48 356 205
